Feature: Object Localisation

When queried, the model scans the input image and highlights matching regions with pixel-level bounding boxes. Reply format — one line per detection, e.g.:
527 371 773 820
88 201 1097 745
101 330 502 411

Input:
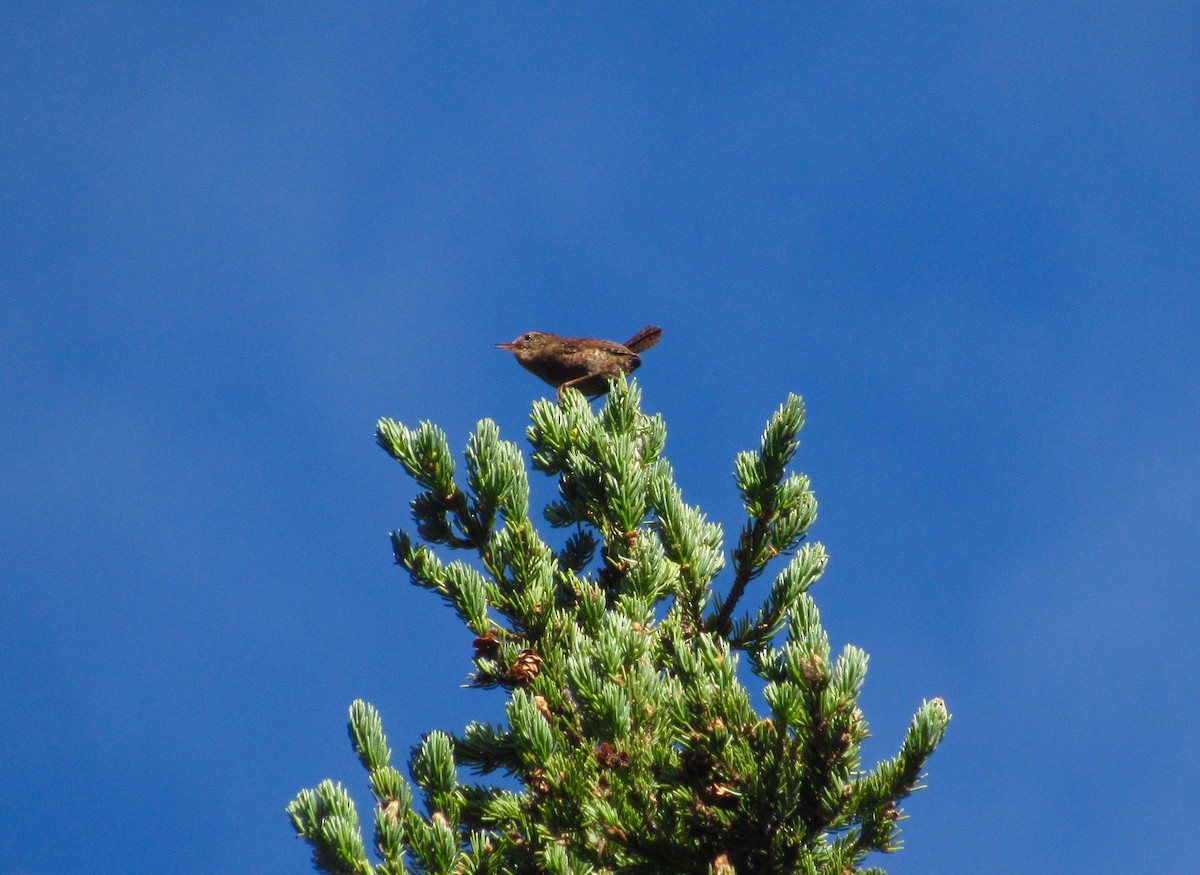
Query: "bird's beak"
496 342 515 350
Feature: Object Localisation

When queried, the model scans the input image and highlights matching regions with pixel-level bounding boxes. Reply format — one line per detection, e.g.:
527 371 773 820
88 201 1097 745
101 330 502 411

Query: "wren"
498 325 662 400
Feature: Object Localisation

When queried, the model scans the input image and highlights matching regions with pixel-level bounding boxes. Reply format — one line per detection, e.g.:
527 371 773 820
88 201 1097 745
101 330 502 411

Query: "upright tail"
624 325 663 354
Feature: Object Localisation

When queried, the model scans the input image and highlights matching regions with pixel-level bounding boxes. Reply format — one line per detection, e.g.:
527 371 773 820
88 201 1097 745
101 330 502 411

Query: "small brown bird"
498 325 663 400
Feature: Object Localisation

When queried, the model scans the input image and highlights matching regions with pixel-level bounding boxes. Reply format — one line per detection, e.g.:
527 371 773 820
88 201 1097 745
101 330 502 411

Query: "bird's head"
497 331 557 354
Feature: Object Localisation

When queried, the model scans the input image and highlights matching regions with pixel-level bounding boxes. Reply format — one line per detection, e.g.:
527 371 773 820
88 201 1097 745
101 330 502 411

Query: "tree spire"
289 378 950 874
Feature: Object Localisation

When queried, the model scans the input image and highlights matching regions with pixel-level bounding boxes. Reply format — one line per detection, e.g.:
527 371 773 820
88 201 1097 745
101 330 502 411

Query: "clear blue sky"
2 4 1197 873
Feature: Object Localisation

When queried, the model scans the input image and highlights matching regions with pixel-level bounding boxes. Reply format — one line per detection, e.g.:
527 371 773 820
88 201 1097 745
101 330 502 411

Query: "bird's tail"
624 325 663 354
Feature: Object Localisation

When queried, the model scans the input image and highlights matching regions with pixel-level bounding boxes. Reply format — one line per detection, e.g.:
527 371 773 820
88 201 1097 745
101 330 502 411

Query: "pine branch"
711 394 814 637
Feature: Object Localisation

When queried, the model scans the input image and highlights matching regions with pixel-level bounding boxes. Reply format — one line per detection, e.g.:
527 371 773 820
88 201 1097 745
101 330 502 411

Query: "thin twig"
711 514 770 635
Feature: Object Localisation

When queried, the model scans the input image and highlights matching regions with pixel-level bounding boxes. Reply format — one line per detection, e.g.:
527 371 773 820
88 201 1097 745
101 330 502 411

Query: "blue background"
3 4 1197 873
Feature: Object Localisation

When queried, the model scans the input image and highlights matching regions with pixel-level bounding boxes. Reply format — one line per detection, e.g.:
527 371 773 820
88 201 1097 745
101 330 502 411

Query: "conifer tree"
288 379 950 874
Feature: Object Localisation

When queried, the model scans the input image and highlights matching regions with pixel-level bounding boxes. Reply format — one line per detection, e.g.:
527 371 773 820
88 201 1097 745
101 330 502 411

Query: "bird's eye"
524 332 536 340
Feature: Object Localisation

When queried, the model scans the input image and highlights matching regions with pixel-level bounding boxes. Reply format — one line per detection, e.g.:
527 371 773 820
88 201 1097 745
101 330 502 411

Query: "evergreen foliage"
288 379 949 874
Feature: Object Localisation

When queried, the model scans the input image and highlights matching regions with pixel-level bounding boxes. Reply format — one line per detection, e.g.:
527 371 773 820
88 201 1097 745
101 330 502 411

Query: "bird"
497 325 663 400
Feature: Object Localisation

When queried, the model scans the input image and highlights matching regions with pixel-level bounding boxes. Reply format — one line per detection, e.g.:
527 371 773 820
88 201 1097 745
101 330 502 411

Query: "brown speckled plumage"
498 326 662 400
